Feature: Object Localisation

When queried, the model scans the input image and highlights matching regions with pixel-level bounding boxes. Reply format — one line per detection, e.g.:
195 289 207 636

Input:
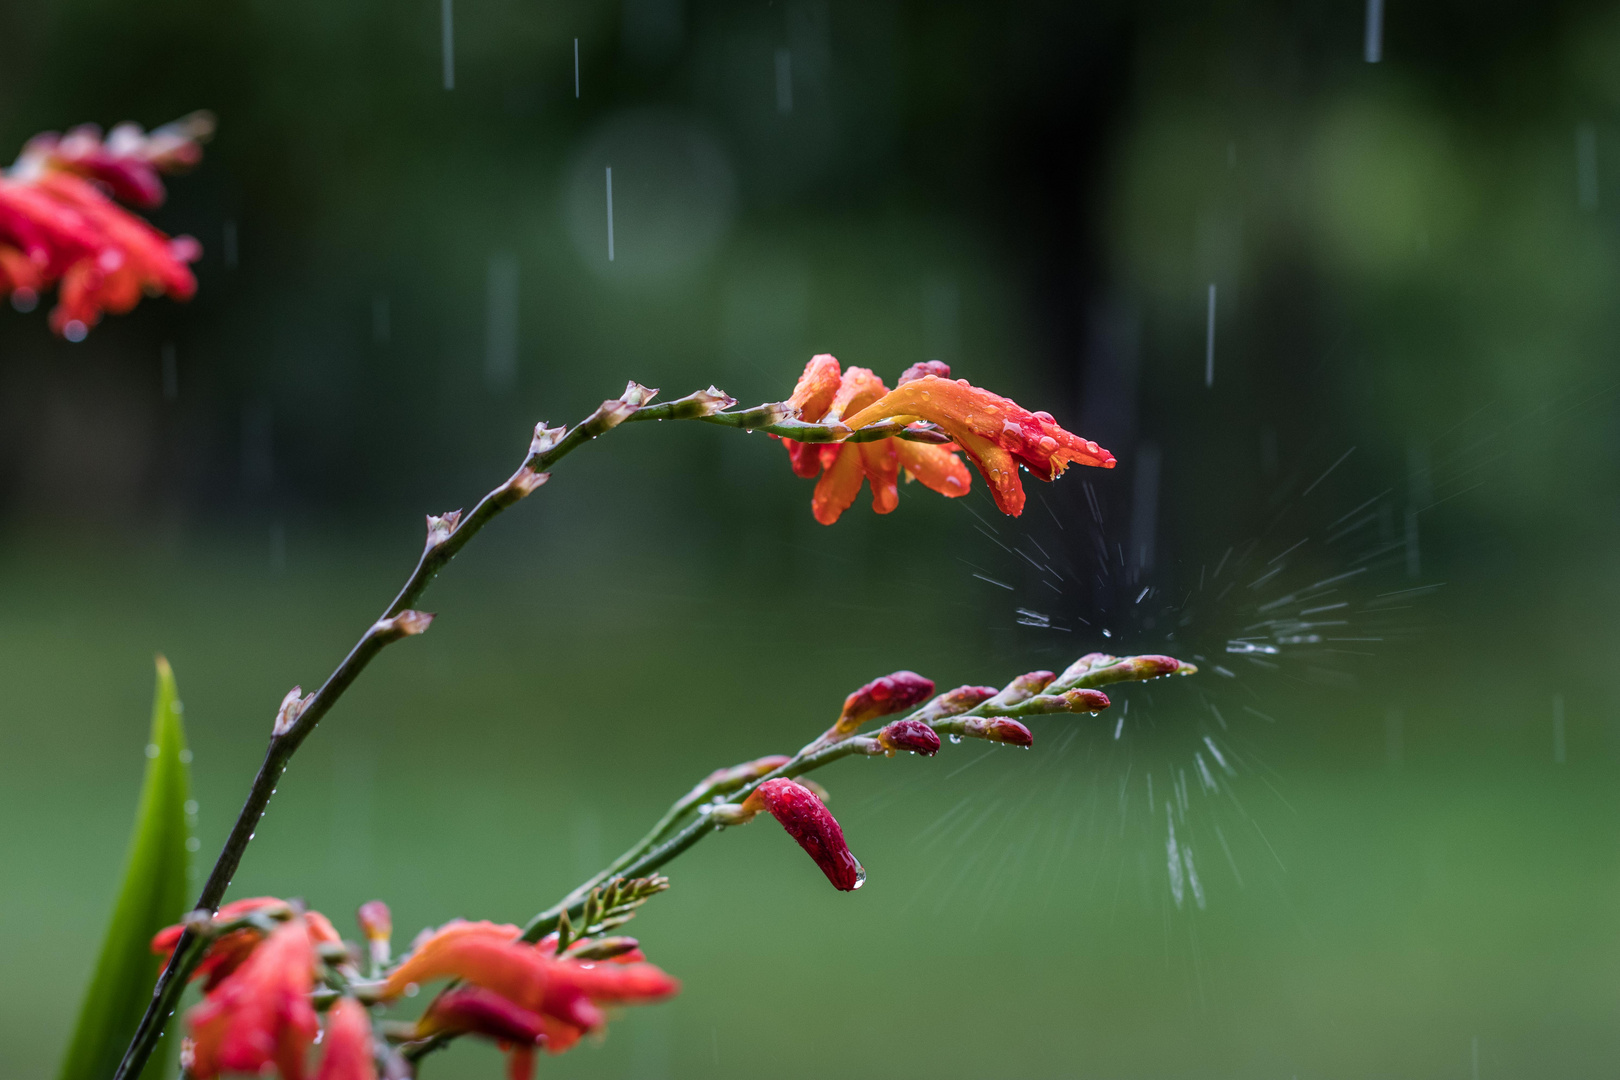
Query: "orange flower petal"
823 367 888 424
785 354 841 422
857 439 899 514
188 917 318 1080
894 439 971 498
811 444 865 525
953 429 1026 516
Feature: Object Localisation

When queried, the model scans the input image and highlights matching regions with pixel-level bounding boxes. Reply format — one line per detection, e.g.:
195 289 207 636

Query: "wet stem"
113 383 956 1080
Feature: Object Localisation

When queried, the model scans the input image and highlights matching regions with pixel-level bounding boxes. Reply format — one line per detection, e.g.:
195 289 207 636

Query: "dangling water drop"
851 864 867 889
949 734 962 744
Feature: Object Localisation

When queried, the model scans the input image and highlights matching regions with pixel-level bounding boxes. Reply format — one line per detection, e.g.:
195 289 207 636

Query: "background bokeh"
3 0 1619 1076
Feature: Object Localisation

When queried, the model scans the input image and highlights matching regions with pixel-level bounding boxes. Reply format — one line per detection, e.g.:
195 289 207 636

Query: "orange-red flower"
382 920 679 1059
152 897 296 991
187 916 320 1080
0 114 209 338
778 357 972 524
841 372 1116 516
416 986 547 1080
314 998 375 1080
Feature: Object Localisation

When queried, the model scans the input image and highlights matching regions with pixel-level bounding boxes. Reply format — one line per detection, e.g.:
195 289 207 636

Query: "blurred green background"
3 0 1619 1076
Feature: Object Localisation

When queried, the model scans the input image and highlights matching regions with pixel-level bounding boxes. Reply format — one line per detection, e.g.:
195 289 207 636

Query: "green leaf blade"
57 655 193 1080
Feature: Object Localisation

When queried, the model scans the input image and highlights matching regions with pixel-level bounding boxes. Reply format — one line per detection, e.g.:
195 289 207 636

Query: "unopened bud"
960 717 1034 747
897 360 951 385
1006 687 1111 715
877 719 941 756
529 422 566 458
416 985 546 1045
912 685 998 723
371 610 434 642
357 901 391 942
272 686 311 736
566 936 642 961
987 670 1056 709
1065 654 1183 689
425 510 462 549
752 778 864 892
835 671 936 735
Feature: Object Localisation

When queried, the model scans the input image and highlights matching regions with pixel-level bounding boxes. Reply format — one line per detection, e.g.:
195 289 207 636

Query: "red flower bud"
898 360 952 385
835 670 936 734
356 901 391 942
752 778 865 891
913 685 998 722
1016 688 1112 714
1059 653 1184 688
877 719 941 756
961 717 1034 747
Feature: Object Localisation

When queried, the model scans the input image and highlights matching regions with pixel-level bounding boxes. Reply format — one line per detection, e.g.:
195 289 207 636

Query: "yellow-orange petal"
785 354 841 422
953 429 1026 516
812 444 865 525
823 367 888 424
894 440 971 498
858 439 900 514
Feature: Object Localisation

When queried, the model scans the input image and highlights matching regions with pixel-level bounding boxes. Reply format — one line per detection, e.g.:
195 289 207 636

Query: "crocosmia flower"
877 719 941 756
382 920 679 1059
187 916 320 1080
778 356 972 524
314 998 375 1080
840 372 1116 516
0 113 210 338
151 896 326 992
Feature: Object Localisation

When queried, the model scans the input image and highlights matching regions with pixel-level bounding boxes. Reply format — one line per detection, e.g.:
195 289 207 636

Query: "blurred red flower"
0 113 210 338
187 916 320 1080
383 920 678 1061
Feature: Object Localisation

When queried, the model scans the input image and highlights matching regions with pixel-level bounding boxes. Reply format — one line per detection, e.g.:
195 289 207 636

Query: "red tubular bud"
753 778 865 891
416 985 547 1046
1065 688 1111 711
913 685 998 722
356 901 391 942
962 717 1034 747
877 719 941 756
1066 654 1183 688
835 671 936 734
